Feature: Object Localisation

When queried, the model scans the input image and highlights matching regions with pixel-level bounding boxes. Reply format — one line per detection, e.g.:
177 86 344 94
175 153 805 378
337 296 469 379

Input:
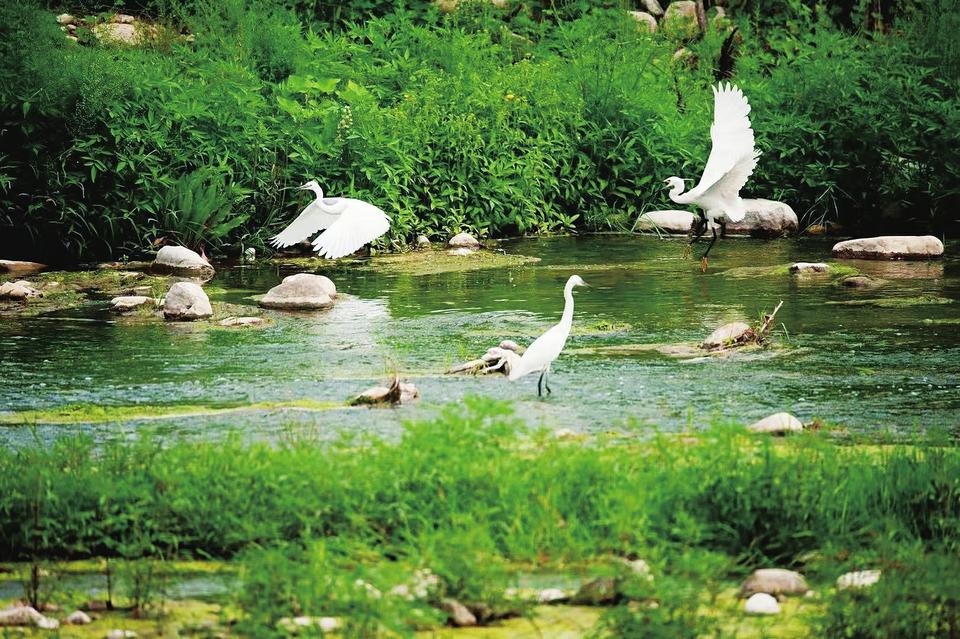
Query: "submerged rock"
259 273 336 310
739 569 809 598
837 570 881 590
447 247 475 257
0 280 42 300
702 322 753 350
726 200 799 237
352 377 419 406
0 259 46 274
628 10 658 32
152 245 214 277
635 210 695 234
441 598 477 627
832 235 944 260
65 610 92 625
747 412 804 435
0 606 59 629
744 593 781 615
110 295 152 313
448 232 481 249
218 316 266 327
789 262 829 273
106 630 138 639
162 282 212 321
840 275 884 288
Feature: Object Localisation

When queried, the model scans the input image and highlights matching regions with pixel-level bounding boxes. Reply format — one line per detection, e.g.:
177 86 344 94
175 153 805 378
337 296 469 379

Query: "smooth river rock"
441 598 477 627
0 280 42 300
259 273 336 310
110 295 152 313
636 210 695 234
640 0 664 17
447 247 475 257
628 10 658 32
0 259 46 274
152 245 214 277
106 630 138 639
218 316 266 327
740 569 809 598
837 569 881 590
747 412 804 435
726 200 799 237
448 232 481 249
744 592 781 615
662 0 699 39
702 322 752 350
832 235 944 260
0 606 59 629
65 610 92 625
162 282 212 320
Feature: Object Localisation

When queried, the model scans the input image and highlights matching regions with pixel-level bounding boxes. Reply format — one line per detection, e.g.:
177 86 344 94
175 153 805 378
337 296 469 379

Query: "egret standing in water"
271 180 391 259
664 83 760 271
509 275 588 397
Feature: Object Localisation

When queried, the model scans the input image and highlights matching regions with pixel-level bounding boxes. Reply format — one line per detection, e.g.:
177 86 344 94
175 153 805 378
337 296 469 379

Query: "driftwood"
447 341 523 376
351 375 419 406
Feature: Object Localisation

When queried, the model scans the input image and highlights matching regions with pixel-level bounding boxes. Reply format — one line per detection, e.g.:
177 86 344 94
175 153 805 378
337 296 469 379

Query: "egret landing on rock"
664 82 761 271
508 275 588 397
271 180 391 259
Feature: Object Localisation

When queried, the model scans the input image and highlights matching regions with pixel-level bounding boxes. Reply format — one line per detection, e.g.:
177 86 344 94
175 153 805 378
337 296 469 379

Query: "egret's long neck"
305 185 324 201
560 282 575 327
669 183 695 204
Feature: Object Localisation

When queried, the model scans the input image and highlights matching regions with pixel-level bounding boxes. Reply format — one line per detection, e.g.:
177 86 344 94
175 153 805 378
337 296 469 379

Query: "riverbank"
1 400 957 636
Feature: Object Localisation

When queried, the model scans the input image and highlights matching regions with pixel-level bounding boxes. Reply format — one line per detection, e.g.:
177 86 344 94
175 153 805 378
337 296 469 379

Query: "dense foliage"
1 0 957 262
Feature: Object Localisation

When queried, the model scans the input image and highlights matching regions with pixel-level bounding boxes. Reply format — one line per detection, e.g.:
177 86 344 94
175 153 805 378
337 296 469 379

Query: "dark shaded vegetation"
0 0 957 262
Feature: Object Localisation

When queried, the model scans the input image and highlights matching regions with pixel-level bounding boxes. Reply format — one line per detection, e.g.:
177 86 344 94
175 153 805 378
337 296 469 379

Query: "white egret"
271 181 391 259
664 82 761 271
508 275 588 397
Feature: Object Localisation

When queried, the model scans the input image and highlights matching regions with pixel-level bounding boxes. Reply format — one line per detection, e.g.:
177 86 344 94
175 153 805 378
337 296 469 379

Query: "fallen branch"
756 300 784 343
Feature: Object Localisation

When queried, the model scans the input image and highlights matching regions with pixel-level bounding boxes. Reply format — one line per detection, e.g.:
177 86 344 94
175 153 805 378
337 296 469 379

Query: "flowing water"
1 236 958 445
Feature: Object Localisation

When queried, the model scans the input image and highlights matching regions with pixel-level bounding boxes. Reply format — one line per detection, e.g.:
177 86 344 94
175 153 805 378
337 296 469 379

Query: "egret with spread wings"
271 181 391 259
663 83 760 271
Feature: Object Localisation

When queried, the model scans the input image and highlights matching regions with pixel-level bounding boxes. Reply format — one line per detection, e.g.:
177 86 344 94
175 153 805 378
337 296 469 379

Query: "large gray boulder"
726 200 799 237
636 210 695 234
152 245 214 277
0 606 59 629
162 282 212 320
739 569 809 598
259 273 336 310
747 412 803 435
832 235 944 260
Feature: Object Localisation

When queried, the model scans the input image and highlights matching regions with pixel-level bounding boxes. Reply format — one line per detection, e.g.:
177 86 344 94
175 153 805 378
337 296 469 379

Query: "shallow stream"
2 236 958 444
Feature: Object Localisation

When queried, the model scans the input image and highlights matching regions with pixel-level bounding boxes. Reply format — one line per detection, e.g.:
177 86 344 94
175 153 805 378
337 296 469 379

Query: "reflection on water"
1 236 958 444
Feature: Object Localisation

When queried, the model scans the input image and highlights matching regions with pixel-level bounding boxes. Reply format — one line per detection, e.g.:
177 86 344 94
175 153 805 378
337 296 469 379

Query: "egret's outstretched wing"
312 199 391 259
691 83 756 196
270 199 341 248
701 151 761 222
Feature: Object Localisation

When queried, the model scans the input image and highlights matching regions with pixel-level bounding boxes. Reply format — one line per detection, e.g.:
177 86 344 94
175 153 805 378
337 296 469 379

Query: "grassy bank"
1 399 958 634
1 0 958 262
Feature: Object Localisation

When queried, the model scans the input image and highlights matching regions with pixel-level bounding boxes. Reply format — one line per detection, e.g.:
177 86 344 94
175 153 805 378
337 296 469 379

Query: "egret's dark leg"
544 370 552 395
701 227 718 272
684 217 708 258
537 371 544 397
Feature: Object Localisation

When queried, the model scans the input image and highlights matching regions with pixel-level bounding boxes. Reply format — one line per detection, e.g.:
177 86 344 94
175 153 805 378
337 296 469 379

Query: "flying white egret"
270 181 391 259
664 82 761 271
508 275 588 397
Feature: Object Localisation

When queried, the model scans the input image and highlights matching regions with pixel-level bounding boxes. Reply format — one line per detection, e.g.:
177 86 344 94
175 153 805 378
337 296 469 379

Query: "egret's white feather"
270 199 339 248
272 182 391 259
311 199 391 259
691 83 756 198
700 152 760 223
